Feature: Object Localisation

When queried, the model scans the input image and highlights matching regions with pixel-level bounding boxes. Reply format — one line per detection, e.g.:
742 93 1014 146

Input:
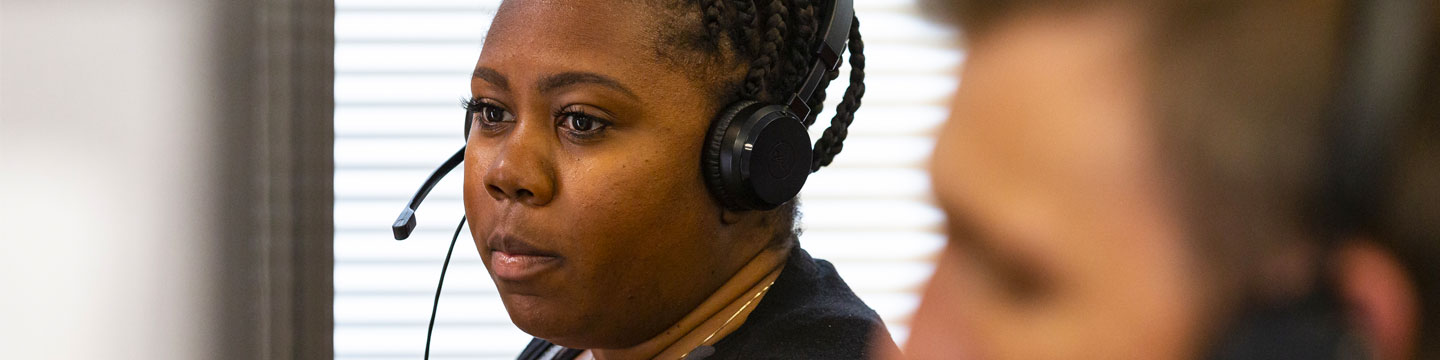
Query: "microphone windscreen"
393 207 417 240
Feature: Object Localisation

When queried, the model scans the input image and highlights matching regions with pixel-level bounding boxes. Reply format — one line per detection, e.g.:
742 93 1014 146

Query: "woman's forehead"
479 0 715 101
488 0 660 50
484 2 671 69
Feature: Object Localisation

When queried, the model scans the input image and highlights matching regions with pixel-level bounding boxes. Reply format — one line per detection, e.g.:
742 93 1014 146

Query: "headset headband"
1324 0 1433 239
787 0 853 119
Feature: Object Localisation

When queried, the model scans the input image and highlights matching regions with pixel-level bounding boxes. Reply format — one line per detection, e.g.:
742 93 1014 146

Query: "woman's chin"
500 296 654 350
501 295 589 345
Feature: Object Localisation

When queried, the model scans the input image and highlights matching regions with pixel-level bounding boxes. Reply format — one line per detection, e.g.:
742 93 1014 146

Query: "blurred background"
1 0 960 359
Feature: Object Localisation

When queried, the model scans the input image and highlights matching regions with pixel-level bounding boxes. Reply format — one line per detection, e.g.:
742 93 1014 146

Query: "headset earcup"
703 100 760 210
741 108 812 209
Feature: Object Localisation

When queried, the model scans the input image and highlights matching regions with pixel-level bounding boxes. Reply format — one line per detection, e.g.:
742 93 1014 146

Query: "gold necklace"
677 277 778 360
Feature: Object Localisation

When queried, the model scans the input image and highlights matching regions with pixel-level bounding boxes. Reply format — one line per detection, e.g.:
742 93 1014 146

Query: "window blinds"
333 1 960 358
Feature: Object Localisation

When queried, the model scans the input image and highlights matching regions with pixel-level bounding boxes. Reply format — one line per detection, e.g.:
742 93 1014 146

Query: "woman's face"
462 0 752 349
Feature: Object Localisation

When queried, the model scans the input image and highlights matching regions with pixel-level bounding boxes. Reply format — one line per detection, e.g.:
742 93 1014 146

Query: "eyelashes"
462 97 612 140
552 107 611 139
461 97 480 111
463 97 516 134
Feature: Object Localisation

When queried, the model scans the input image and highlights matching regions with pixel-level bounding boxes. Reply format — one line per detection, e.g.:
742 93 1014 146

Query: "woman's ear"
1335 240 1419 360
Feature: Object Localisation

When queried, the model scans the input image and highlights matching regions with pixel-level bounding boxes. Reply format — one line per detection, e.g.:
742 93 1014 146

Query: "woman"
459 0 894 359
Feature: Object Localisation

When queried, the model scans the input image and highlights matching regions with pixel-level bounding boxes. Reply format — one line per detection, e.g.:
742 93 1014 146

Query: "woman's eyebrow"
537 72 640 100
473 66 510 90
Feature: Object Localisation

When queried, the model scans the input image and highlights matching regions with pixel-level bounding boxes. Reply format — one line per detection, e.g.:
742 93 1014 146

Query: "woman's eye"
478 104 510 124
464 98 514 133
557 112 609 135
569 115 595 131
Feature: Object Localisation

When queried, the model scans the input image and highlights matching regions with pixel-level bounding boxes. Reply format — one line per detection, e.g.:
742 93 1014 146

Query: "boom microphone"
393 146 466 240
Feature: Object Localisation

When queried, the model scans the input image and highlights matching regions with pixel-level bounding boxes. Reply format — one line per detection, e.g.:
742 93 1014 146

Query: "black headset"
1207 0 1434 359
703 0 854 211
1322 0 1433 241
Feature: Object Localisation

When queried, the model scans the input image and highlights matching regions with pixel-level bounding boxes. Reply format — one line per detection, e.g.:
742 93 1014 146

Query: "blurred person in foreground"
897 0 1440 359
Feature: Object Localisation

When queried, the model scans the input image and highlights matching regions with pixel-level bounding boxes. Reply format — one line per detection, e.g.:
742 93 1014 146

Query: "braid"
784 0 819 98
802 69 840 127
737 0 771 97
756 0 788 101
730 0 758 52
811 18 864 171
702 0 726 43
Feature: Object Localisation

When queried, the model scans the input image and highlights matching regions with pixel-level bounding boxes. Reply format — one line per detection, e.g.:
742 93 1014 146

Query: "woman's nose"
480 133 556 207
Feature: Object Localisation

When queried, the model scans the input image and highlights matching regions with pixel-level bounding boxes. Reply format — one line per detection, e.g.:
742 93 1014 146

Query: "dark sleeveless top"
517 247 898 360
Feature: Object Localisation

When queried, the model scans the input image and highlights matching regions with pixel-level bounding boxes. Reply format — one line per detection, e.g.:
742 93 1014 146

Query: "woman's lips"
487 234 561 281
490 250 561 281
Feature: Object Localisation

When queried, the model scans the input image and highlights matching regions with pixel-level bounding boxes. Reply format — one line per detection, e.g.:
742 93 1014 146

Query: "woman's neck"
589 245 791 360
